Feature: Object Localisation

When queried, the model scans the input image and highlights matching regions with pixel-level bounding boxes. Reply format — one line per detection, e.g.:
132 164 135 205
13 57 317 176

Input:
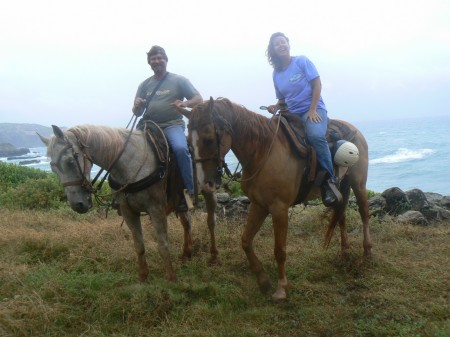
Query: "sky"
1 0 449 129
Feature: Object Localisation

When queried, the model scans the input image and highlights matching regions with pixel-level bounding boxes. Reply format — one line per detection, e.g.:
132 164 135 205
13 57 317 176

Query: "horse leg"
148 206 177 282
271 206 290 301
338 180 351 255
120 206 149 282
352 181 373 257
325 179 352 255
241 203 271 294
177 211 192 263
203 191 220 265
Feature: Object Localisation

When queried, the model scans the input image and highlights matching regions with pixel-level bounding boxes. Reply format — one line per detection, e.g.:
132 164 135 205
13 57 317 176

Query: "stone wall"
199 188 450 226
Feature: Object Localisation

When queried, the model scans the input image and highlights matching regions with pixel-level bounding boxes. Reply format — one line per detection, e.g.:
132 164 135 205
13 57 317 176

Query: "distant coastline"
0 123 53 148
0 143 30 157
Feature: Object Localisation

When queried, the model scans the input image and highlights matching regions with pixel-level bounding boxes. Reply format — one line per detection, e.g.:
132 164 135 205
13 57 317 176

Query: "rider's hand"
306 109 321 123
133 98 147 117
267 105 278 114
173 100 187 108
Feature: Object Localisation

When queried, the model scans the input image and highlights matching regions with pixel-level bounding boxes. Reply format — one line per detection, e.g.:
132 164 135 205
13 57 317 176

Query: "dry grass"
0 206 449 337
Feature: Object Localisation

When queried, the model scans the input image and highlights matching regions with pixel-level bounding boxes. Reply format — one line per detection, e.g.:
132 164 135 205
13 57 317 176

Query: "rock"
368 196 387 216
421 206 450 221
441 196 450 209
397 210 429 226
406 189 430 211
381 187 411 216
216 192 231 203
19 159 40 165
424 192 444 206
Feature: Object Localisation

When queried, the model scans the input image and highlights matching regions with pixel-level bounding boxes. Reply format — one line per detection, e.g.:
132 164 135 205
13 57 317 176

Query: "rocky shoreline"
0 143 30 157
203 187 450 226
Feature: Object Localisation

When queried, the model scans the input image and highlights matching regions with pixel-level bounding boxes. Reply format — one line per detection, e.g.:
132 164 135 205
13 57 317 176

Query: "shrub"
0 162 65 210
0 162 48 188
0 175 65 209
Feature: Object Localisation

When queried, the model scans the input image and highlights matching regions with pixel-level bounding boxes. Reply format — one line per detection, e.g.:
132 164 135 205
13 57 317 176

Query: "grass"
0 205 449 337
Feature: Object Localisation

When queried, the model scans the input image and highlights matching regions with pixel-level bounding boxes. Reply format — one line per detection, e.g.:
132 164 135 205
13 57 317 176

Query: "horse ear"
37 132 50 146
52 125 65 140
207 96 215 114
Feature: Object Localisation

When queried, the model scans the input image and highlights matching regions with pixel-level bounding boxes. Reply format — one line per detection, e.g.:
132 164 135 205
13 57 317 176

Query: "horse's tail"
324 177 351 248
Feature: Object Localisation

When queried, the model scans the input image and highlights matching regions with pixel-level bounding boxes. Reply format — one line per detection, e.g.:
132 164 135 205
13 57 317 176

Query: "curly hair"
266 32 290 71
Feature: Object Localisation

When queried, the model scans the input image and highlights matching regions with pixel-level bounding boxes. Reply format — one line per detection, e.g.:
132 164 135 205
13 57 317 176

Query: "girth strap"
108 165 166 194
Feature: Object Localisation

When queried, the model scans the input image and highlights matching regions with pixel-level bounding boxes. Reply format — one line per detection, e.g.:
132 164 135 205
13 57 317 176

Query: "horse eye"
203 138 215 147
67 158 76 167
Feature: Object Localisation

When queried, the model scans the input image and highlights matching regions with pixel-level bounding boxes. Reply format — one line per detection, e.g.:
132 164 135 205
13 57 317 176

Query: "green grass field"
1 206 449 337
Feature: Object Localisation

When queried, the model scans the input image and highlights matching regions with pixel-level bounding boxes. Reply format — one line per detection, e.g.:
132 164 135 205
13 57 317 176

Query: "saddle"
109 120 197 213
141 121 198 213
275 112 358 205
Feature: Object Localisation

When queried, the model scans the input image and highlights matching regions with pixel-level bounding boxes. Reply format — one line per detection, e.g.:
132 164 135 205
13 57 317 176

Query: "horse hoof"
179 254 192 264
208 256 222 266
138 273 149 283
272 288 287 301
258 275 272 294
364 249 373 258
166 272 177 282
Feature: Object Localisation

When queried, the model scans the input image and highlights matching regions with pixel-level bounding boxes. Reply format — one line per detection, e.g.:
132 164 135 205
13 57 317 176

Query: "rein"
237 114 281 183
201 110 281 185
90 115 138 191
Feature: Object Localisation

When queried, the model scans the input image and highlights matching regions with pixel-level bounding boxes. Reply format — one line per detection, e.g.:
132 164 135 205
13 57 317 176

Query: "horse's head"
177 97 233 193
38 125 93 213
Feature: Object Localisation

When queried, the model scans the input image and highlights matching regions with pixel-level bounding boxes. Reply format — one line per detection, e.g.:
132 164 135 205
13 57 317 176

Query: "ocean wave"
370 148 435 165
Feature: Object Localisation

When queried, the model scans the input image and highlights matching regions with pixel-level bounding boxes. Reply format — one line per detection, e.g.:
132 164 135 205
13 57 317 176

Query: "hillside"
0 123 53 148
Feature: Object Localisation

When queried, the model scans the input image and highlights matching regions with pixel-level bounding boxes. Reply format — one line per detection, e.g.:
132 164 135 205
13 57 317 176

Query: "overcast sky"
1 0 449 128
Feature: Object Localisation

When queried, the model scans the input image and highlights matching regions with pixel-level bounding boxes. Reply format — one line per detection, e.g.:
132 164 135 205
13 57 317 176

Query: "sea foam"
370 148 435 165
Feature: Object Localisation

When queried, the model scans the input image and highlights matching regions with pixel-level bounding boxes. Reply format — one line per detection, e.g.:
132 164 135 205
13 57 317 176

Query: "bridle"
190 103 282 185
50 136 94 193
191 114 233 186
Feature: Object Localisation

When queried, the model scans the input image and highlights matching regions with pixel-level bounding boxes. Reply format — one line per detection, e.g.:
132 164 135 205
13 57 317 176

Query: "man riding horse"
132 45 202 212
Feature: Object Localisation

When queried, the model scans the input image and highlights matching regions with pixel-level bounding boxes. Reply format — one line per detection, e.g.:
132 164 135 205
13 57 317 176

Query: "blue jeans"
300 108 336 181
163 125 194 194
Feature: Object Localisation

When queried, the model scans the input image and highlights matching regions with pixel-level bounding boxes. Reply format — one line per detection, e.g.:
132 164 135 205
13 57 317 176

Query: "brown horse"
178 97 373 300
39 124 219 283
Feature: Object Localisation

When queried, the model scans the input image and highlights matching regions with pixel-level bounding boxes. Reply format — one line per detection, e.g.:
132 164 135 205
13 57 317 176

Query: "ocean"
2 115 449 195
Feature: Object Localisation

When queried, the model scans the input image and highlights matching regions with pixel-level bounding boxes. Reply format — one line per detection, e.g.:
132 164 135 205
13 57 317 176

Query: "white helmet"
333 140 359 167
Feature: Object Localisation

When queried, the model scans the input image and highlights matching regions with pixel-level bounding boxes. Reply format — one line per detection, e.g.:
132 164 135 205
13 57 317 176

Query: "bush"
0 162 65 210
0 162 48 188
0 162 116 211
221 177 244 197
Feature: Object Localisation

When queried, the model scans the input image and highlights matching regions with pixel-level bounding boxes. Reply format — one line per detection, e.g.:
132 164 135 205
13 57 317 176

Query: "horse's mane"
212 98 273 145
61 125 131 165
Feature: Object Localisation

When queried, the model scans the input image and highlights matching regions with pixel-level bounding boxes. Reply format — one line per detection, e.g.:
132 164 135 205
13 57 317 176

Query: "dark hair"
266 32 289 71
147 45 168 64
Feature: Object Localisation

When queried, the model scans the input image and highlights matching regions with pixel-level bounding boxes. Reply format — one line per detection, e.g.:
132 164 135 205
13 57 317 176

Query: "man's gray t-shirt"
135 72 200 129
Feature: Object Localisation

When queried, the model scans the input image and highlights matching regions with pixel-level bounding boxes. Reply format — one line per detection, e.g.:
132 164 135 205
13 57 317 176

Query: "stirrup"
183 189 194 211
326 179 343 205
